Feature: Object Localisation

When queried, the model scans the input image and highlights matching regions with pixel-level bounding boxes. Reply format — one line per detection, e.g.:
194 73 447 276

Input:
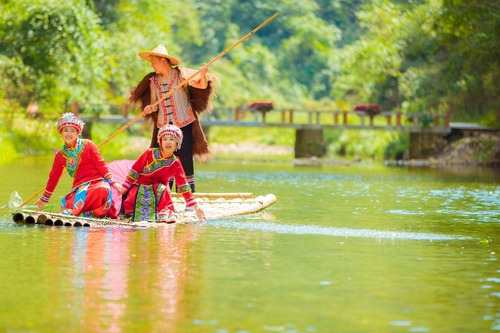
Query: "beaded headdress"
56 112 85 135
157 124 183 150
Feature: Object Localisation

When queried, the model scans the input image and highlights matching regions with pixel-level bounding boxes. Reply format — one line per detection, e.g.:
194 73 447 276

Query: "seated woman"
35 113 124 218
119 125 205 223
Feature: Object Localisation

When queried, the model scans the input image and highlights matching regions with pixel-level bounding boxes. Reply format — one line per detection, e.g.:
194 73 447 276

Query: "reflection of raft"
12 193 277 228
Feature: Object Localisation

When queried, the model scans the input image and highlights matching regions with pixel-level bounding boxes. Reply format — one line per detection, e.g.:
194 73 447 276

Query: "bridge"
80 105 454 158
84 106 450 132
200 107 451 132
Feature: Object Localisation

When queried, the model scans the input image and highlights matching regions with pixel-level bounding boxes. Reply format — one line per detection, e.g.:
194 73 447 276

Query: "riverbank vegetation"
0 0 497 161
0 115 409 165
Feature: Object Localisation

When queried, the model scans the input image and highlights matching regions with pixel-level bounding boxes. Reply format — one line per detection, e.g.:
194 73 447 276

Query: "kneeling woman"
35 113 124 218
120 125 205 223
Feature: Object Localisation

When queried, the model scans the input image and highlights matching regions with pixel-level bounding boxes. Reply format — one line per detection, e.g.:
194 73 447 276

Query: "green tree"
1 0 497 126
102 0 207 102
331 0 405 108
436 0 499 119
330 0 499 122
0 0 109 112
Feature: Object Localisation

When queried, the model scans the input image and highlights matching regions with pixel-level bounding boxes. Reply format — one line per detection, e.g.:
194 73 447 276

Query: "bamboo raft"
12 193 277 228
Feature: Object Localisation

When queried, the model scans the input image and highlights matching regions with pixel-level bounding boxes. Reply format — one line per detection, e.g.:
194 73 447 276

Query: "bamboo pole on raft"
97 12 279 147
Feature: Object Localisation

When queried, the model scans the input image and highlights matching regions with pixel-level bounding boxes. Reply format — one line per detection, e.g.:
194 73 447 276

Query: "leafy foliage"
0 0 108 113
0 0 497 124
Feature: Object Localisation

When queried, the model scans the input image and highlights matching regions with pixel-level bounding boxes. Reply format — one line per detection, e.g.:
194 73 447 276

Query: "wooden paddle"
19 13 279 208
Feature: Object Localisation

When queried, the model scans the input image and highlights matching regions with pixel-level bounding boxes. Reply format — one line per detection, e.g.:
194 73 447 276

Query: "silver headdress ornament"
56 112 85 134
157 124 183 150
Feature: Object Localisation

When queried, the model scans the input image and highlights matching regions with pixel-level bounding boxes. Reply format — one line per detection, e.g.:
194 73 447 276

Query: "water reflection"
46 225 205 333
0 158 498 332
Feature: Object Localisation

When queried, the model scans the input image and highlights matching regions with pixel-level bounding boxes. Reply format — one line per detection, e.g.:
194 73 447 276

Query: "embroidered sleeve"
123 150 150 188
123 169 139 189
105 175 116 185
173 159 197 207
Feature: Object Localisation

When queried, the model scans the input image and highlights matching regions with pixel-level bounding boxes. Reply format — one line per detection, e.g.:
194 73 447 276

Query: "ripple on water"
409 327 430 333
430 188 500 223
390 321 412 327
209 220 472 241
387 209 425 215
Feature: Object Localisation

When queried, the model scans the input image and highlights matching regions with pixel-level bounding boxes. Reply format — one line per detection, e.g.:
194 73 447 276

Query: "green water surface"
0 157 498 333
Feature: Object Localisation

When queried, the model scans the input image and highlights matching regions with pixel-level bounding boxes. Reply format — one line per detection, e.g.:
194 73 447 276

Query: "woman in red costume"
35 113 124 218
119 125 205 223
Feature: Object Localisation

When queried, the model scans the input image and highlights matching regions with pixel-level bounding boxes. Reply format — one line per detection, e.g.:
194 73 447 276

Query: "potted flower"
354 104 381 116
248 102 274 113
248 102 274 121
354 104 382 125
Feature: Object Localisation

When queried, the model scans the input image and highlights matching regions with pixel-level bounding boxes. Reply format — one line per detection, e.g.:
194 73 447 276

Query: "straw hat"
138 44 181 66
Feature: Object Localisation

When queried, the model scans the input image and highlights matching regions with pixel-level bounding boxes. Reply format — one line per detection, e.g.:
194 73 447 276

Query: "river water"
0 156 498 333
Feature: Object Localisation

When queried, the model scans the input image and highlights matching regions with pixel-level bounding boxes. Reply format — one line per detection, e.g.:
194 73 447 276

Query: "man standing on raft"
130 44 218 193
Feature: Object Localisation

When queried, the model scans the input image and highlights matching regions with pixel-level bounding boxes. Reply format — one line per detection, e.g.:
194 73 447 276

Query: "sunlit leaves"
332 0 404 103
0 0 107 107
0 0 497 122
331 0 497 118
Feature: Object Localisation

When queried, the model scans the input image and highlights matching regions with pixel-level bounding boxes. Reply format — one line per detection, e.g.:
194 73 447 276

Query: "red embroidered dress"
40 139 118 218
122 148 197 221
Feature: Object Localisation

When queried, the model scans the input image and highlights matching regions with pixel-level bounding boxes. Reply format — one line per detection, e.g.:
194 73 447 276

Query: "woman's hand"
113 183 127 194
199 64 208 76
34 199 47 211
144 104 158 115
190 65 208 89
194 205 205 222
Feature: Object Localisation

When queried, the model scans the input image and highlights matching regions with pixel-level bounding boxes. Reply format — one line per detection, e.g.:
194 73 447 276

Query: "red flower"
368 104 381 112
354 105 368 111
354 104 381 115
248 102 274 112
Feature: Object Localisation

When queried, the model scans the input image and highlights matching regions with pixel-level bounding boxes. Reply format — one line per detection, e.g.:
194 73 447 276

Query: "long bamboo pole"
98 12 279 147
19 13 279 208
